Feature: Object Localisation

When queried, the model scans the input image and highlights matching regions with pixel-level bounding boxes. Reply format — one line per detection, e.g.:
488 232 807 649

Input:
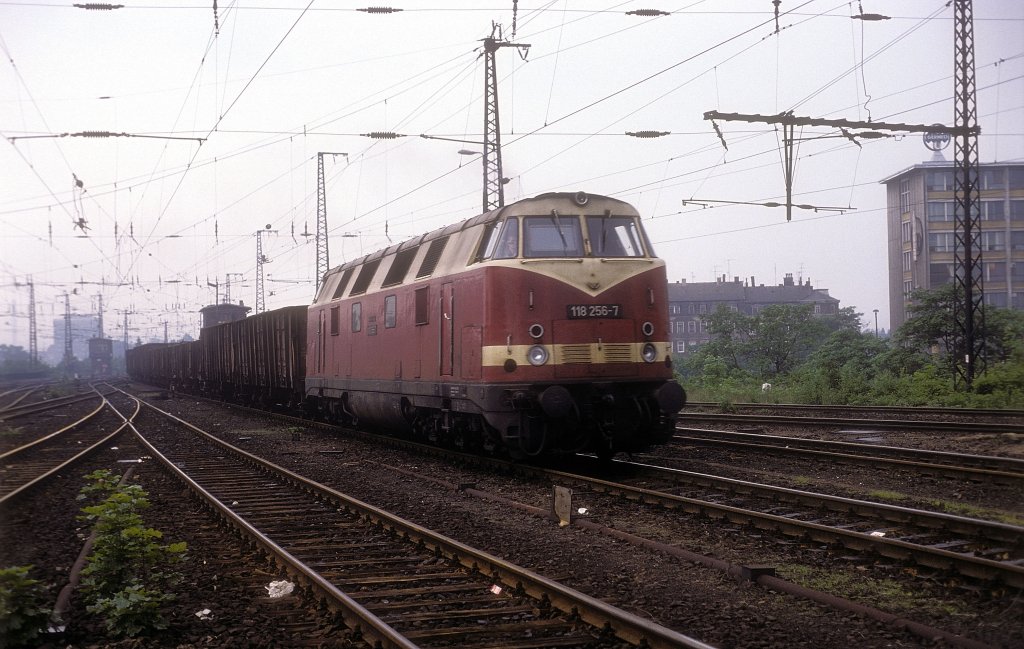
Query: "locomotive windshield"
478 211 650 260
523 213 584 258
585 215 645 257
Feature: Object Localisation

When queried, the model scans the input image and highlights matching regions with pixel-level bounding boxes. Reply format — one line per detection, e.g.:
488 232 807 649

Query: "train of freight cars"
127 192 686 459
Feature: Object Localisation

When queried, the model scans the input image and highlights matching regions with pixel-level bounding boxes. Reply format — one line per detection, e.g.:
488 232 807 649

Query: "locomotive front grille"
558 344 592 364
555 343 634 364
601 344 633 363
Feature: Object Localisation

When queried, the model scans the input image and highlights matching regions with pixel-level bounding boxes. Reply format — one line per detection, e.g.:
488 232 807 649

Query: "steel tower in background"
952 0 984 388
255 226 277 314
316 152 347 293
481 25 528 213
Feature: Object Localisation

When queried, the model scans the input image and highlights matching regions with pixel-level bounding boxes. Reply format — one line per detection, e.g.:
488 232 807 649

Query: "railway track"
676 410 1024 434
122 387 1024 589
116 388 711 649
0 388 126 504
686 402 1024 424
544 456 1024 589
673 428 1024 485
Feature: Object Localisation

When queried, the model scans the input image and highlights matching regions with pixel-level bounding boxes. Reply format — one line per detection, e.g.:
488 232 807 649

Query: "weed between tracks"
868 489 1024 526
776 564 967 617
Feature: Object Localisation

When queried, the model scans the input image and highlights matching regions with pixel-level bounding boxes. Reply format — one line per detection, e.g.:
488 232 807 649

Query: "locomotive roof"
313 192 646 305
326 192 636 276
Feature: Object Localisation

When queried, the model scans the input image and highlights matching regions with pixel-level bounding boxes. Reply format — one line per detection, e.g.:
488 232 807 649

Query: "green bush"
0 565 52 648
77 470 187 638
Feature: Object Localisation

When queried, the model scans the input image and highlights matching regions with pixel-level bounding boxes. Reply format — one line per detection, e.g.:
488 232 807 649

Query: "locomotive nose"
538 385 574 418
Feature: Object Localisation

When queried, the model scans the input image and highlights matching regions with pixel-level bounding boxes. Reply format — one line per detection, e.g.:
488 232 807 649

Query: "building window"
985 292 1008 308
1014 292 1024 309
1010 168 1024 190
903 250 913 271
980 169 1004 190
899 178 911 214
981 200 1005 221
1010 200 1024 221
699 320 708 333
1012 262 1024 281
351 302 362 332
926 171 954 191
671 304 680 314
384 295 397 328
687 320 696 333
687 303 695 314
901 220 912 243
981 231 1005 251
985 262 1006 282
927 232 955 253
927 201 955 222
904 280 913 296
929 263 954 286
329 306 340 335
698 303 707 314
675 341 686 353
1012 231 1024 251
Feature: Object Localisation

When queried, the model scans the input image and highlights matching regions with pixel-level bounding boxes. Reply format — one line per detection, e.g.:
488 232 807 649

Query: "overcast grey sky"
2 0 1022 348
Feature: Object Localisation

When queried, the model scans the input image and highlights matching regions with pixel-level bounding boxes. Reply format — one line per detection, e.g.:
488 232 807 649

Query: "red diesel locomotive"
306 191 684 457
127 192 685 458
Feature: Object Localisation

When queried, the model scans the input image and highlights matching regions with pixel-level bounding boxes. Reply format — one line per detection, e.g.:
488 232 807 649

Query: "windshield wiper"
550 209 568 251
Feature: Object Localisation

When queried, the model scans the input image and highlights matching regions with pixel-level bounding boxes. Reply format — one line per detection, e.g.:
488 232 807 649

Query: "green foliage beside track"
77 470 187 638
676 288 1024 408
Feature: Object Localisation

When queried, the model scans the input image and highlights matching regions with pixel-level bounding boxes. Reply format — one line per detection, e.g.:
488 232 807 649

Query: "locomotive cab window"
384 295 397 328
523 213 583 258
585 215 645 257
351 302 362 333
478 218 519 260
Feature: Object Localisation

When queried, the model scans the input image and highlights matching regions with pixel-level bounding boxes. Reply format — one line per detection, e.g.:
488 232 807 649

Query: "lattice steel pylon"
481 25 528 213
952 0 984 389
316 152 347 294
255 227 277 314
27 277 37 365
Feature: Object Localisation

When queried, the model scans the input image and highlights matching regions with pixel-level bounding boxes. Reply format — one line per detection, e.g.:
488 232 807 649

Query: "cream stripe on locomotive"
482 341 671 367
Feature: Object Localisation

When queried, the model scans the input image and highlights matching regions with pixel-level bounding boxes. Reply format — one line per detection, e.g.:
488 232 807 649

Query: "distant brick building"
667 274 840 356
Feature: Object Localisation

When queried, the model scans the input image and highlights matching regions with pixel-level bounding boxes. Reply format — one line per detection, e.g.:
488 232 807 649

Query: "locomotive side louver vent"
382 246 419 287
332 268 355 299
350 259 381 296
416 236 449 278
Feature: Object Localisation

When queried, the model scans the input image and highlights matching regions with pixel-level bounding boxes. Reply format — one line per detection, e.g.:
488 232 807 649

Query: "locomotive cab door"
440 282 454 376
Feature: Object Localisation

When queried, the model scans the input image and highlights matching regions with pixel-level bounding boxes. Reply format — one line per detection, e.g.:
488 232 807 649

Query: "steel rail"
0 397 106 461
686 401 1024 420
0 394 132 505
0 392 105 422
119 388 714 649
676 411 1024 434
674 429 1024 484
543 459 1024 588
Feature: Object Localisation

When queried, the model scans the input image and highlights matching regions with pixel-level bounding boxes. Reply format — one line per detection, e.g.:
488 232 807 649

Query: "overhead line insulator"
626 9 670 17
357 6 402 14
73 3 124 9
362 131 402 139
626 131 670 138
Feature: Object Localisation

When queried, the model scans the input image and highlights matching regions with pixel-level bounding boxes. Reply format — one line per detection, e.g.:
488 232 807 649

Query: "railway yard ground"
1 382 1022 648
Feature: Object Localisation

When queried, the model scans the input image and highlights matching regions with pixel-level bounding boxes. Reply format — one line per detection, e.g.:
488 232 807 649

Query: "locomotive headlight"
527 345 549 366
641 343 658 363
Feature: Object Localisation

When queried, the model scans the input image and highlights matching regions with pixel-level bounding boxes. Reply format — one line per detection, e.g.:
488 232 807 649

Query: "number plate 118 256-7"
567 304 622 319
